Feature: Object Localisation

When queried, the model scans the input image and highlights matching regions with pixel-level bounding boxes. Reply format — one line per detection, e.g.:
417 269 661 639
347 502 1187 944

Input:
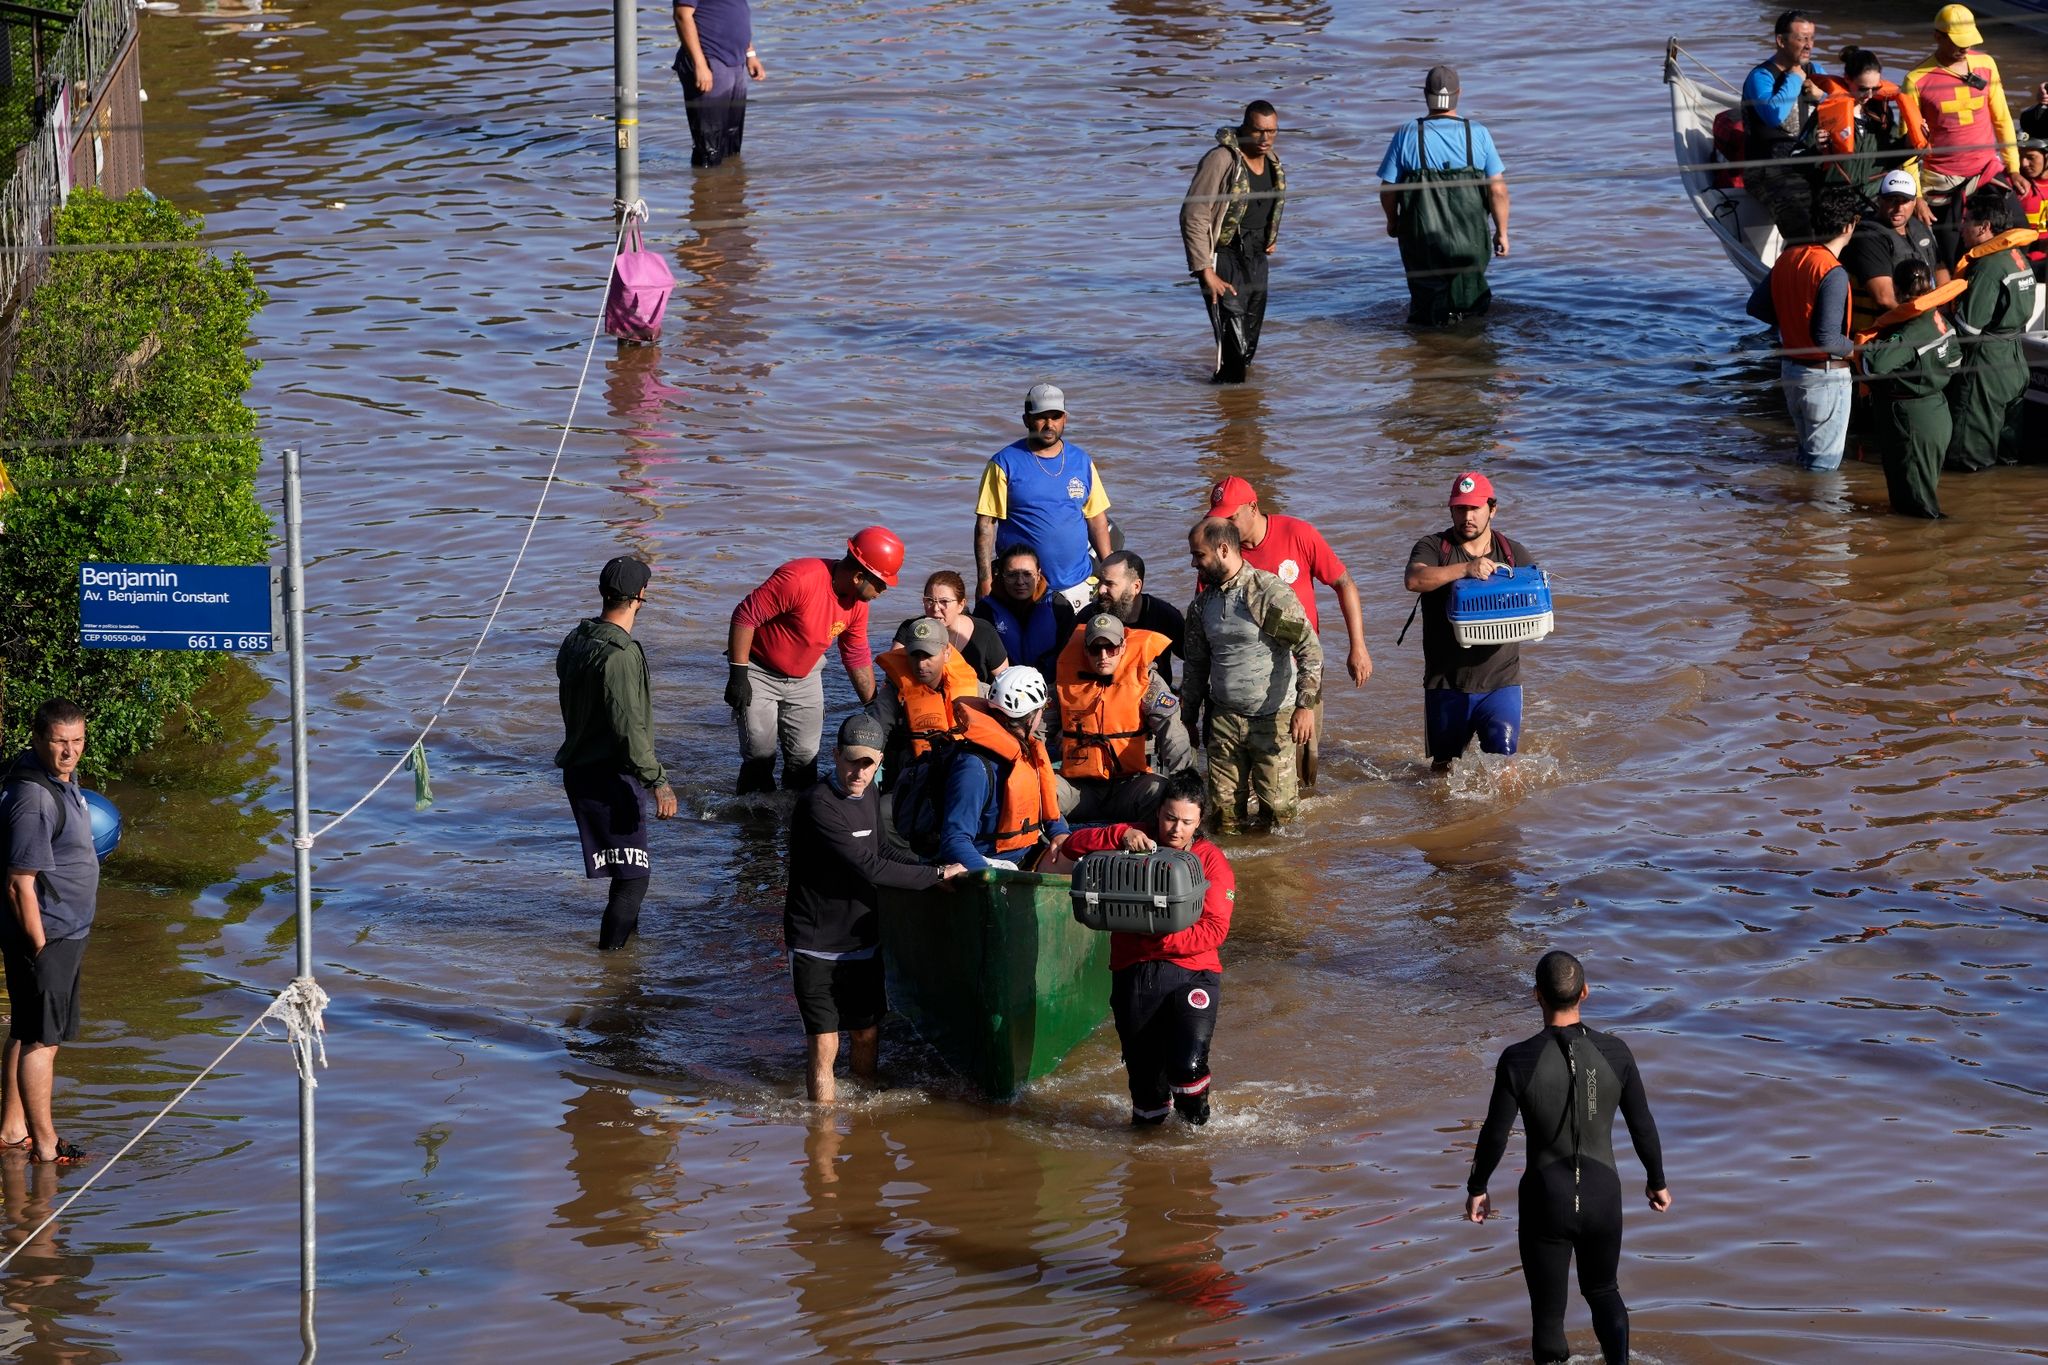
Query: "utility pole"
614 0 639 218
282 447 318 1359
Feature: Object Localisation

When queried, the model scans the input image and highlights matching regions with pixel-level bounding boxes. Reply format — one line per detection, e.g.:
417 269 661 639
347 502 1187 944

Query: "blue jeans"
1780 360 1851 471
1425 686 1523 763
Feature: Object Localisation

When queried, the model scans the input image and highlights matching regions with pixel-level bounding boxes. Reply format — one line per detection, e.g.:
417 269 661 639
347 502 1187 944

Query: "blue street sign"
78 562 278 653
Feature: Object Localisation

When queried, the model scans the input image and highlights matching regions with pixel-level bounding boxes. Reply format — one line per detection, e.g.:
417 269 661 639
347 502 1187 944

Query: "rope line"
302 215 634 844
0 977 327 1272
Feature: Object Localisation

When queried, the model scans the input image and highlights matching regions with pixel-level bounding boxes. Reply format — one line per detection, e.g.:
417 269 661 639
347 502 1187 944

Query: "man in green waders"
1376 65 1510 325
1859 261 1961 517
1946 187 2043 472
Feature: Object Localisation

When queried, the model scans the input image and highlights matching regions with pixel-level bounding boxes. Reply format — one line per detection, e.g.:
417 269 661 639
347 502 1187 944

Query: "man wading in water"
1377 65 1509 325
1466 951 1672 1365
1180 101 1285 383
555 557 678 950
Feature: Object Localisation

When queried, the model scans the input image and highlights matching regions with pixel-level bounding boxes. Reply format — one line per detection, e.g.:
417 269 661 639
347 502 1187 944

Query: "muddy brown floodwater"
2 0 2043 1360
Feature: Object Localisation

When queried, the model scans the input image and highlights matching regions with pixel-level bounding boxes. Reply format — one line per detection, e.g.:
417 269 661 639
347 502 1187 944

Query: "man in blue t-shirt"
1376 66 1510 325
672 0 766 168
973 383 1113 611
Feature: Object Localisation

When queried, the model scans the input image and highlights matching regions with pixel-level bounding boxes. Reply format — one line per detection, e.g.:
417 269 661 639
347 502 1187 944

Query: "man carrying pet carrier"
1402 472 1539 772
1055 771 1235 1127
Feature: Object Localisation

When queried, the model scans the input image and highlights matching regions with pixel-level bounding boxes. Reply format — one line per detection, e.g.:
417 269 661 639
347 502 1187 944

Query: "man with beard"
1181 101 1285 383
1402 473 1539 772
1184 518 1320 834
1094 550 1184 687
973 383 1113 612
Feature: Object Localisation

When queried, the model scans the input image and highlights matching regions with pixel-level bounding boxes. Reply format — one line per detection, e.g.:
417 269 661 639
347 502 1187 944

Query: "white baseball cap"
1877 170 1918 200
1024 383 1067 415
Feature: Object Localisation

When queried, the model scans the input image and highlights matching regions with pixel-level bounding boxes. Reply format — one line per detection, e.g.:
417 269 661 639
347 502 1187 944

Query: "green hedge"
0 189 268 780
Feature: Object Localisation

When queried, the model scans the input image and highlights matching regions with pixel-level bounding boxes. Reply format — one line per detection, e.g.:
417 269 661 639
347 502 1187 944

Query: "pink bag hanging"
605 219 675 343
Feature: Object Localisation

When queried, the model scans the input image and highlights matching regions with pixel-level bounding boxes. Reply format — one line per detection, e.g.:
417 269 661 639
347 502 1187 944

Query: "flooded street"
4 0 2044 1358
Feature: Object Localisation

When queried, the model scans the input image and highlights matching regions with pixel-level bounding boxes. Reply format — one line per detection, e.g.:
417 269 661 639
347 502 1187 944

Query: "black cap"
1424 64 1460 95
599 555 651 600
837 713 887 754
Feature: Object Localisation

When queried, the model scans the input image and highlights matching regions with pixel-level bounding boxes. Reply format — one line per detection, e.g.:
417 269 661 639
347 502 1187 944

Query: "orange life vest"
1859 276 1968 341
1054 626 1171 783
876 647 978 757
1809 75 1930 160
1771 243 1850 362
1956 227 2042 276
953 698 1062 855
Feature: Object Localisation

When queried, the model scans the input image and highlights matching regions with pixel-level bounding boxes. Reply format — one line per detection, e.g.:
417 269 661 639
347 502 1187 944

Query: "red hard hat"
847 526 904 586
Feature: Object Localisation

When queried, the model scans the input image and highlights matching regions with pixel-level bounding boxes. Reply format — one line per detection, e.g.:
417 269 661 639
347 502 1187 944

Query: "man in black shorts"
1466 951 1674 1365
555 556 678 950
785 715 963 1102
0 699 101 1165
1403 471 1538 772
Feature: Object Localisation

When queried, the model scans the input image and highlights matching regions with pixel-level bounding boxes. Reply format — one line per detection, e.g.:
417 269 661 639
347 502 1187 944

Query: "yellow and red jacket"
953 699 1062 855
1054 626 1172 782
876 647 978 757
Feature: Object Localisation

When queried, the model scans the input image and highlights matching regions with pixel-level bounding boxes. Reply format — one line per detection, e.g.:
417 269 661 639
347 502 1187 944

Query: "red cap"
1447 472 1494 508
1206 476 1258 517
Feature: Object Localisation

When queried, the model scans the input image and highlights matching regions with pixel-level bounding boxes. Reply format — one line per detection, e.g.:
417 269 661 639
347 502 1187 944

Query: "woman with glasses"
892 570 1008 684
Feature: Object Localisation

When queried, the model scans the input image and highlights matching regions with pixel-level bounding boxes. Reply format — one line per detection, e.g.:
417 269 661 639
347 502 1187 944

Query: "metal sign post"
614 0 638 216
281 447 318 1357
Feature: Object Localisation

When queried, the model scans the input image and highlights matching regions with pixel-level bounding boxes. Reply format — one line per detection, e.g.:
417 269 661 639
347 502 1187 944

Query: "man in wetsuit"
1058 770 1233 1126
1466 950 1673 1365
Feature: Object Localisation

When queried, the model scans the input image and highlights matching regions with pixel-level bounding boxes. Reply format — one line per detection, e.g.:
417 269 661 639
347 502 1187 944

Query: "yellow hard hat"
1934 4 1984 47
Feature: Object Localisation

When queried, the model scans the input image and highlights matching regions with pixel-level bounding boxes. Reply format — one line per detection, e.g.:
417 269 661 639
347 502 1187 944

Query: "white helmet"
990 666 1048 718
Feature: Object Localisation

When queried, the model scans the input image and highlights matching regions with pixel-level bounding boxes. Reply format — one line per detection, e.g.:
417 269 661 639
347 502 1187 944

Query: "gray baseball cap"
1424 64 1460 95
1025 383 1067 416
904 618 946 657
1084 612 1126 646
837 713 887 756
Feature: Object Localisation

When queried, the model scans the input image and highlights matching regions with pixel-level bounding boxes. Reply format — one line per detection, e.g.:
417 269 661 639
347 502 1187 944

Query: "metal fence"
0 0 134 316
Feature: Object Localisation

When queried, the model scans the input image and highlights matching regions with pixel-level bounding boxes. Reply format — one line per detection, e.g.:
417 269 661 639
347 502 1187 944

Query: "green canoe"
880 867 1111 1100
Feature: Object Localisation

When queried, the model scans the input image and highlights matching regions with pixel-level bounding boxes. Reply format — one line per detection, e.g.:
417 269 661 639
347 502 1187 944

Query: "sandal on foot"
0 1135 31 1151
30 1140 88 1165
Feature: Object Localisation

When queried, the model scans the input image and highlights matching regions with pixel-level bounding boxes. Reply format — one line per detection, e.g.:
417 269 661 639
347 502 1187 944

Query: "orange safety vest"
876 647 978 757
953 699 1062 855
1955 226 2042 276
1857 276 1968 343
1808 75 1929 159
1771 243 1849 362
1054 626 1171 782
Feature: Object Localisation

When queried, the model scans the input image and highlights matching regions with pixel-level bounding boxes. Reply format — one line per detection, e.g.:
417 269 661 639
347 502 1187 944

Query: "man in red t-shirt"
726 527 903 793
1204 476 1371 785
1055 771 1233 1127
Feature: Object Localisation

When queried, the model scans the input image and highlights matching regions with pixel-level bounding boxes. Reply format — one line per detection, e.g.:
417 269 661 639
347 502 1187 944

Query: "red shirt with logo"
1239 513 1345 631
732 558 872 678
1063 824 1234 972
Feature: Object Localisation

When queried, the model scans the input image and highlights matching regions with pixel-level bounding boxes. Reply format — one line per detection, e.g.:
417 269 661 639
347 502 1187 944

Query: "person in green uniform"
1859 261 1960 517
1946 187 2043 472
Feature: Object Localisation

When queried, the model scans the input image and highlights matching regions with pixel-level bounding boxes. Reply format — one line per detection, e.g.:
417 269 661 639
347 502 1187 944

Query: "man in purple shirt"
672 0 766 168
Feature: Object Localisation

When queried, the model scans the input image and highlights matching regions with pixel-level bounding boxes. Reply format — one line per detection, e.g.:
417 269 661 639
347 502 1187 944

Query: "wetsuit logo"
1277 558 1300 584
1187 987 1211 1010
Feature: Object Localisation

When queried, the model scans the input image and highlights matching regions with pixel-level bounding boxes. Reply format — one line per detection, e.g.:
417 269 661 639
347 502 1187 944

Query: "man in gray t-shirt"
0 699 100 1165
